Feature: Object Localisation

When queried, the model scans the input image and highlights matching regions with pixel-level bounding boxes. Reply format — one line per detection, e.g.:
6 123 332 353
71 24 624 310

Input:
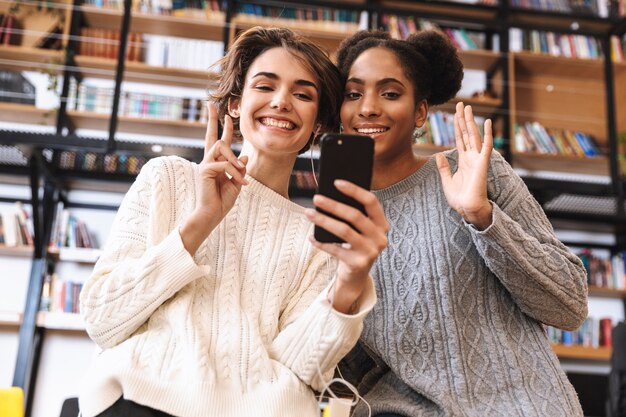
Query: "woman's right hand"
180 102 248 255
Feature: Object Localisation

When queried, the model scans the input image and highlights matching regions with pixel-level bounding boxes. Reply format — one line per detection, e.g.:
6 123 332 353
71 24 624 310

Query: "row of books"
142 35 223 71
578 248 626 290
514 122 602 157
79 28 224 72
82 0 225 16
56 150 148 175
511 0 610 17
65 0 626 17
415 111 487 148
50 206 99 250
237 3 361 26
546 317 614 348
381 15 489 51
0 202 33 247
68 79 209 123
40 273 82 314
79 28 143 62
509 28 605 59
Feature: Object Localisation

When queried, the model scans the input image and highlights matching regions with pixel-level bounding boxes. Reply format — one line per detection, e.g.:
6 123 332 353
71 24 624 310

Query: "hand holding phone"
313 133 374 243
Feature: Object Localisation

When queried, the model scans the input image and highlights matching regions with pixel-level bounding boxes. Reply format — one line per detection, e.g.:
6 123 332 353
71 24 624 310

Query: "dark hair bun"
407 31 464 106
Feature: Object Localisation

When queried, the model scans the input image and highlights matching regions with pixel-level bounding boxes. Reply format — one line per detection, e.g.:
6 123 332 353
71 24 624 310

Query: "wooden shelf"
551 344 612 361
380 0 499 21
230 14 359 54
74 55 216 89
0 245 34 258
67 110 206 139
0 311 87 331
0 46 64 74
232 14 359 37
0 311 21 327
458 49 502 72
80 6 226 40
36 312 85 332
588 285 626 299
508 9 612 36
432 95 503 115
0 102 57 126
512 51 603 80
512 151 609 176
48 247 102 264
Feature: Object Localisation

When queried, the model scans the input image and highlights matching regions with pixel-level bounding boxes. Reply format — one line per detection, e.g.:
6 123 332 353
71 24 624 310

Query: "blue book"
562 330 573 346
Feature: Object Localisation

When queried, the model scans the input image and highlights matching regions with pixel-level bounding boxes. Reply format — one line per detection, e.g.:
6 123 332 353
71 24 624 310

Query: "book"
0 70 37 105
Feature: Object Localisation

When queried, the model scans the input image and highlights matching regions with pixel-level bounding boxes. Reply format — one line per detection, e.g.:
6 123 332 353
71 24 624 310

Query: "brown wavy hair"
209 26 342 150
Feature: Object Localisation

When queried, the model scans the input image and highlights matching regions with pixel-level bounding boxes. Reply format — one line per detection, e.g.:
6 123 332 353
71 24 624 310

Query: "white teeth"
357 127 387 134
260 117 295 130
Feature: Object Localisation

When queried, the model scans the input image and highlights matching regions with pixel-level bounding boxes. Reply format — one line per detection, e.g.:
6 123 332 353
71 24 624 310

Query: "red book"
600 318 613 347
3 14 14 45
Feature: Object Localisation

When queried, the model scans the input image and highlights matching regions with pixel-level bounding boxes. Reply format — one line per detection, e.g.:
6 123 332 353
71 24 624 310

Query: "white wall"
31 332 97 417
0 329 20 387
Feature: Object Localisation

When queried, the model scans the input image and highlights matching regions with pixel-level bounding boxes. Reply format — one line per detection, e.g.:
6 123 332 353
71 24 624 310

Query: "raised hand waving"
435 102 494 230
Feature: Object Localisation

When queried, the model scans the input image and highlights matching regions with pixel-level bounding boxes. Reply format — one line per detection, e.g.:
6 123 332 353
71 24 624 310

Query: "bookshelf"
0 312 86 332
0 103 57 126
0 311 22 327
35 312 85 332
548 285 625 362
552 344 613 361
589 285 626 299
0 245 34 258
1 0 626 415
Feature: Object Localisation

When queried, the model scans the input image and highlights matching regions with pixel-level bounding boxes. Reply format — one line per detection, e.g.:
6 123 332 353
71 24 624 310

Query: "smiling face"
228 47 320 157
340 47 427 162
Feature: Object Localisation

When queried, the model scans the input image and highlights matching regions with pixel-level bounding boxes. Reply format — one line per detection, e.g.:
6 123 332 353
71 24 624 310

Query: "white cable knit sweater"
78 155 376 417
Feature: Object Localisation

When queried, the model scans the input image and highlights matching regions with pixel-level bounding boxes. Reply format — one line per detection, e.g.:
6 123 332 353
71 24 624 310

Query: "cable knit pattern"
78 155 376 417
342 150 587 417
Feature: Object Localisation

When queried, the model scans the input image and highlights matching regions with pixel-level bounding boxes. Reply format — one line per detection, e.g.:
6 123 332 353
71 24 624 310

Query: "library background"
0 0 625 416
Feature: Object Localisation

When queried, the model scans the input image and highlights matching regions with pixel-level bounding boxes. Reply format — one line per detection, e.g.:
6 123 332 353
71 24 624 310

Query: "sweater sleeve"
463 152 588 331
269 252 377 392
80 158 209 349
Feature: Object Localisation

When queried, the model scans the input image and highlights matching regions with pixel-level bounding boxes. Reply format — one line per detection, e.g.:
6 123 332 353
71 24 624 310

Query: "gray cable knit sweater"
341 150 588 417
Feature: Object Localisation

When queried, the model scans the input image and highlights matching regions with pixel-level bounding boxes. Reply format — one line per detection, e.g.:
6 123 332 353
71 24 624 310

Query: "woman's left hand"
306 182 389 314
436 102 494 230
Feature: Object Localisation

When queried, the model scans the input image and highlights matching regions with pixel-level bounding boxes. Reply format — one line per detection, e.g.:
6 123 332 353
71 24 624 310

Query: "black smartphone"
314 133 374 243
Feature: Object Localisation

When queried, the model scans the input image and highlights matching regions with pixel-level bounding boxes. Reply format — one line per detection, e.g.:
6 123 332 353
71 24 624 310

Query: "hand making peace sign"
180 102 248 255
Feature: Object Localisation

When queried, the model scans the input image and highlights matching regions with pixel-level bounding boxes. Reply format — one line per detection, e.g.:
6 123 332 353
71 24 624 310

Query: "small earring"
413 126 423 143
339 123 344 133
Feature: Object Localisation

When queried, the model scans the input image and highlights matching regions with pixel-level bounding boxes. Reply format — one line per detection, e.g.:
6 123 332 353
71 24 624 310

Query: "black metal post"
56 0 84 136
108 0 133 152
601 35 622 217
499 0 511 163
12 152 58 417
223 0 236 53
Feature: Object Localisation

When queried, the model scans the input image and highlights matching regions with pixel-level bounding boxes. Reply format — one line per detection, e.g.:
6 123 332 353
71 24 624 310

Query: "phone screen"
314 133 374 243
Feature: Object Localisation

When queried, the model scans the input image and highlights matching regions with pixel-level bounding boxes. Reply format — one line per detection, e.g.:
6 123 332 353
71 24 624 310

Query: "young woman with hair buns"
336 29 588 417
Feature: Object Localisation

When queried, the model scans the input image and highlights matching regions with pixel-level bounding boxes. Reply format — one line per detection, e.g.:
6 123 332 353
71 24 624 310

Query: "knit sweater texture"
78 155 376 417
342 151 588 417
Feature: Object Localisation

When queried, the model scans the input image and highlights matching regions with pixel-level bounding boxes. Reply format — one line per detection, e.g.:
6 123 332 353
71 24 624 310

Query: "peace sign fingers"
204 101 220 159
